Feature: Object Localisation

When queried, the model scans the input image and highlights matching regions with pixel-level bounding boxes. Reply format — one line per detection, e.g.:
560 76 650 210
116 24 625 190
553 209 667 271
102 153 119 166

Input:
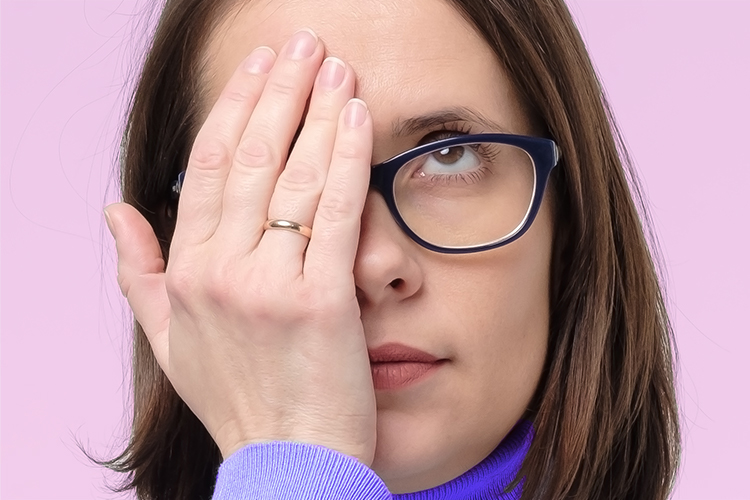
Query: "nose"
354 190 424 308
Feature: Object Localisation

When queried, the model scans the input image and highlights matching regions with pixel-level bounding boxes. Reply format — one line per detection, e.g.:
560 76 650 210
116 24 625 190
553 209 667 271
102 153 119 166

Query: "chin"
370 397 520 494
370 406 461 494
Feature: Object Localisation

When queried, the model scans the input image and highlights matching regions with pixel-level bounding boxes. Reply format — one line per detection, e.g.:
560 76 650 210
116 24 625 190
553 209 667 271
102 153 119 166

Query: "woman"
99 0 680 498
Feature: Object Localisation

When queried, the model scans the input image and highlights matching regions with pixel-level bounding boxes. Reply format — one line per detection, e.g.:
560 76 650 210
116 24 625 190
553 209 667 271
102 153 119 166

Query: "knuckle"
202 261 240 304
296 285 329 316
222 83 254 104
253 299 294 324
234 136 278 170
116 271 130 296
298 285 351 322
165 265 197 304
278 161 322 192
266 77 298 98
317 188 357 223
190 139 232 171
334 143 365 162
305 104 339 125
244 277 299 322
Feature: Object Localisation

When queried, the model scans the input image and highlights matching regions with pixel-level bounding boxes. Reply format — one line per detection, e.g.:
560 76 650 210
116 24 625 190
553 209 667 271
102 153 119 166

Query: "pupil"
436 146 464 164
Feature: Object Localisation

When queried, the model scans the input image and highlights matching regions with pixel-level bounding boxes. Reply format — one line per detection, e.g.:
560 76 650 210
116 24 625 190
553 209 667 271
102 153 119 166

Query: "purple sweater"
212 420 533 500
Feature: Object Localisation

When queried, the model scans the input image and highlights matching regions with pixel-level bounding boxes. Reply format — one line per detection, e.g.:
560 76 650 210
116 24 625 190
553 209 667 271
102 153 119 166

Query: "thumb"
105 202 171 374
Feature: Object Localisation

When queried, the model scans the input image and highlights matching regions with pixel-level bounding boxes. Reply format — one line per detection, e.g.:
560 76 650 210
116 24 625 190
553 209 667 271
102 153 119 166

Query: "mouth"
368 343 447 391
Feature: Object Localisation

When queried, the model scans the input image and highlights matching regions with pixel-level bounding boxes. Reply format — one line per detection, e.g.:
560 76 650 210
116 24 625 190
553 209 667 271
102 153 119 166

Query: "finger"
214 29 324 251
304 99 373 285
105 203 171 373
258 57 355 268
173 46 277 250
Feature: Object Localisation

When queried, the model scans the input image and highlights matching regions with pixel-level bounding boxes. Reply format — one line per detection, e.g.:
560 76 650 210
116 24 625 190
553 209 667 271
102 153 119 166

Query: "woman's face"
202 0 552 492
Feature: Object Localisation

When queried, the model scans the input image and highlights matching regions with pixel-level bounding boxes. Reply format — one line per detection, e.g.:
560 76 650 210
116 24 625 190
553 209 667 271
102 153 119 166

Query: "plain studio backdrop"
1 0 748 499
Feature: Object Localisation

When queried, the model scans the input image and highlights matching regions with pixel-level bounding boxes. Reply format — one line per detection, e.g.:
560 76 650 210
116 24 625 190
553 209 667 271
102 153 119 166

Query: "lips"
367 343 440 363
368 343 446 390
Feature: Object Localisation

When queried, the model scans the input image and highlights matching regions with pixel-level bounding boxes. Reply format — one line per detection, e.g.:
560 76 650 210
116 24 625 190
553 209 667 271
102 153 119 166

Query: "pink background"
2 0 748 498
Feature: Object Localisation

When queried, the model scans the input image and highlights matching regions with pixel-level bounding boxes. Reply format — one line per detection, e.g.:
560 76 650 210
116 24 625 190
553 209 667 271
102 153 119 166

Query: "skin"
106 0 553 494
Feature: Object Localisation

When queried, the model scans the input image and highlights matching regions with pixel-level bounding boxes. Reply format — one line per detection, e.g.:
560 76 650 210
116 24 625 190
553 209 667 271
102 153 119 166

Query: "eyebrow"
391 106 512 138
289 106 512 156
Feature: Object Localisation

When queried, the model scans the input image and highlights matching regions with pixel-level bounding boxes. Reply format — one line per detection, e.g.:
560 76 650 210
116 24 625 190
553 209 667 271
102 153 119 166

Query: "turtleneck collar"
392 420 534 500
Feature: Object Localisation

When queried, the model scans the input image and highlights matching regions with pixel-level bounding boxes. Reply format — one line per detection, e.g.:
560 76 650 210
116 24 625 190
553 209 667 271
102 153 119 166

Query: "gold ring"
263 219 312 239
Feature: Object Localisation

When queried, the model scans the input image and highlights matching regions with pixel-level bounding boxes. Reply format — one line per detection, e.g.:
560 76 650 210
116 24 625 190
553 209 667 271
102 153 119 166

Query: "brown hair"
91 0 680 498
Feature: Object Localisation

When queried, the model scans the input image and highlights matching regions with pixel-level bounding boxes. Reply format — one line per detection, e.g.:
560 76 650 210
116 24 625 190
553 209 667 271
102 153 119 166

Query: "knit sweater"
212 420 533 500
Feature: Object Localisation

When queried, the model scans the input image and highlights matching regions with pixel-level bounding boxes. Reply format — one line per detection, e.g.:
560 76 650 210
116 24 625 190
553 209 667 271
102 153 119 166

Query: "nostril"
390 278 404 289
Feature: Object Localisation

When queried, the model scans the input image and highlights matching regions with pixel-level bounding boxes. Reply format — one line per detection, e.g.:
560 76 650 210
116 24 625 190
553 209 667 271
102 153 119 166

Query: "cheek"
456 271 548 403
439 198 553 411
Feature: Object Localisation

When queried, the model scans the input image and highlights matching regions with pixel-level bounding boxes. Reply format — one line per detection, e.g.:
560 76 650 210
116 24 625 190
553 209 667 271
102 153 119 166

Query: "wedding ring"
263 219 313 239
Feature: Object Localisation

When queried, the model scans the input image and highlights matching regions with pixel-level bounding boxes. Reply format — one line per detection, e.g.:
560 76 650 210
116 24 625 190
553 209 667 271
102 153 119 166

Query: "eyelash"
419 122 476 144
409 122 498 186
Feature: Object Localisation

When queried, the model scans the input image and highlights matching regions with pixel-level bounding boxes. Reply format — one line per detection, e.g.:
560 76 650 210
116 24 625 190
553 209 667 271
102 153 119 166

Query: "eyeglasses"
171 133 560 254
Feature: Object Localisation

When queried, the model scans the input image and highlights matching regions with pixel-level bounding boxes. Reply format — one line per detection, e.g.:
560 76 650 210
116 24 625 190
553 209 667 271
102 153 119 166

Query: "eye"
420 146 481 176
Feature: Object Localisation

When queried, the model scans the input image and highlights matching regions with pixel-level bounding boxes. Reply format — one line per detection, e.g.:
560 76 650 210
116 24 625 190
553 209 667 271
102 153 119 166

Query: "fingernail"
345 99 368 128
287 28 318 60
244 46 276 74
320 57 345 90
104 207 117 239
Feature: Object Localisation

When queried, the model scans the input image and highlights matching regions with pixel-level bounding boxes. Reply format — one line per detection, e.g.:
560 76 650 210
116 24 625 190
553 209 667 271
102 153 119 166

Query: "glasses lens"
393 142 536 248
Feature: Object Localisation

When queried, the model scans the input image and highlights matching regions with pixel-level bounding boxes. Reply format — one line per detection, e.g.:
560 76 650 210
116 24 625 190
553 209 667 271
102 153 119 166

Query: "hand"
104 29 377 465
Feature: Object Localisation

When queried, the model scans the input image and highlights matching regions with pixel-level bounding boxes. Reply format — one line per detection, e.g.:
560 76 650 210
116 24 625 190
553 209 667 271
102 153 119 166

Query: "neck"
393 420 534 500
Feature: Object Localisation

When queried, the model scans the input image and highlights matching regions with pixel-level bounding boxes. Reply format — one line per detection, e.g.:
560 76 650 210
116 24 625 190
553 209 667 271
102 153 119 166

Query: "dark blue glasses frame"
171 133 560 254
369 133 559 254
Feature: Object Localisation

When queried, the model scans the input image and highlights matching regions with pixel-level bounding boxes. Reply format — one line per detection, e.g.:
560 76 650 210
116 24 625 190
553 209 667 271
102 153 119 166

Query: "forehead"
202 0 530 155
